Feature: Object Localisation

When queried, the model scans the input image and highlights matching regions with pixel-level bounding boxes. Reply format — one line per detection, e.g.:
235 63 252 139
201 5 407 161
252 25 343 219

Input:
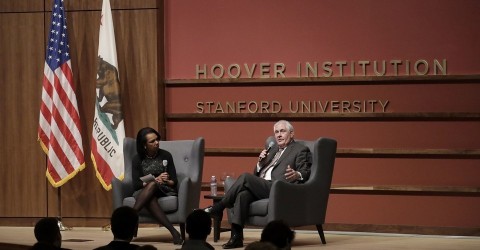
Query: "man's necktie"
259 148 284 179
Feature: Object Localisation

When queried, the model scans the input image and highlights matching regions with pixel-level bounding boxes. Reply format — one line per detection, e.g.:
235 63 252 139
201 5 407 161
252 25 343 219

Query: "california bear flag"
91 0 125 190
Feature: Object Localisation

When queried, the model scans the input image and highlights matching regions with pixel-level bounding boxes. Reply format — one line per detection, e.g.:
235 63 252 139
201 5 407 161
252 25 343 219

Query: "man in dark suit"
94 206 140 250
204 120 312 249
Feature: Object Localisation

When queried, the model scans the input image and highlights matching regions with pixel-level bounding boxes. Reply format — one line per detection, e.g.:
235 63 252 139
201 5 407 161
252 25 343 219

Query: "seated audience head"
186 209 212 240
260 220 295 250
33 217 62 248
110 206 139 241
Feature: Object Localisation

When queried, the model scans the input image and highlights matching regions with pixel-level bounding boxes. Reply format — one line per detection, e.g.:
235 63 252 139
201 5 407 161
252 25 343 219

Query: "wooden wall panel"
0 0 44 12
0 12 47 217
65 0 157 11
115 9 159 136
0 0 160 223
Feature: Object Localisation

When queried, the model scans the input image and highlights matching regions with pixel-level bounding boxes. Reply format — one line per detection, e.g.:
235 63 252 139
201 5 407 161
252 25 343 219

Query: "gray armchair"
225 137 337 244
112 137 205 239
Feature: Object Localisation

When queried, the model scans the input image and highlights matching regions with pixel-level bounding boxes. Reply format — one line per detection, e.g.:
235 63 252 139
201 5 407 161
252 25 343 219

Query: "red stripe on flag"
42 74 54 100
47 160 62 183
51 72 84 165
49 108 83 167
59 63 82 132
91 138 114 187
49 132 76 174
39 76 54 148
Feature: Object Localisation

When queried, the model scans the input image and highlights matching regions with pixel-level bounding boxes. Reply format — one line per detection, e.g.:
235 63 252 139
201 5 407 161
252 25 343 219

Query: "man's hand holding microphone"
258 141 275 164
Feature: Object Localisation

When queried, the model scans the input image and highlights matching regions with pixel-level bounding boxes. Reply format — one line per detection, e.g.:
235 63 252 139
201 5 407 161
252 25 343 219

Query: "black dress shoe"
222 235 243 249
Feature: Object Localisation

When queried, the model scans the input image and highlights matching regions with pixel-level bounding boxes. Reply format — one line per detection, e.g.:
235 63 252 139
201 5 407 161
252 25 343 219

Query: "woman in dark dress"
131 127 183 245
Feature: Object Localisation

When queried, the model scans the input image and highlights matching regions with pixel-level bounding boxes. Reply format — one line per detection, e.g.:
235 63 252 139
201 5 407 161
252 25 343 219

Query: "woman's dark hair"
136 127 161 159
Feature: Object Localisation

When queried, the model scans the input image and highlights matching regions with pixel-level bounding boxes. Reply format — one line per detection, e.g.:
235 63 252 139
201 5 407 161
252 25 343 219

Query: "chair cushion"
249 199 269 216
123 196 178 214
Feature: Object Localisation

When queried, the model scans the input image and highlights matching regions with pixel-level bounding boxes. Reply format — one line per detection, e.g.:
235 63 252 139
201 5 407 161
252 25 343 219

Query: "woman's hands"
155 172 170 185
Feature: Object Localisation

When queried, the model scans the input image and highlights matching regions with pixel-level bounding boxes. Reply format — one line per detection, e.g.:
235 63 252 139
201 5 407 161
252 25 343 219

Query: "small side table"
204 194 229 242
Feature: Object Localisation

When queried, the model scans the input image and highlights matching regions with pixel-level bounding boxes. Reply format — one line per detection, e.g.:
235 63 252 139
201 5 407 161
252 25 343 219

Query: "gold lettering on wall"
195 59 447 79
196 100 390 113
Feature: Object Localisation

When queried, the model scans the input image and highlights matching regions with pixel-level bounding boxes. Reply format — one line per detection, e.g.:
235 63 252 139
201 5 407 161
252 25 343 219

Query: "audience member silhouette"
244 241 277 250
181 210 214 250
260 220 295 250
31 217 64 250
94 206 140 250
137 245 157 250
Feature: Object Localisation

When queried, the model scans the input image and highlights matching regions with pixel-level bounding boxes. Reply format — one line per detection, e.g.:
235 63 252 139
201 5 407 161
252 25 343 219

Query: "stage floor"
0 226 479 250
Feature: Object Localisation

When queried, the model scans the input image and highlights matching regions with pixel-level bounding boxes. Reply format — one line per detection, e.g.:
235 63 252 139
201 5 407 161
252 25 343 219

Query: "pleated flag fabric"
91 0 126 190
38 0 85 187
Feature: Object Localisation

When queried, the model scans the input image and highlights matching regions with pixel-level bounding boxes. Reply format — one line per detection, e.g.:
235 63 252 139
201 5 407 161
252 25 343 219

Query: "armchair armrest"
112 177 134 210
268 181 323 226
176 177 192 222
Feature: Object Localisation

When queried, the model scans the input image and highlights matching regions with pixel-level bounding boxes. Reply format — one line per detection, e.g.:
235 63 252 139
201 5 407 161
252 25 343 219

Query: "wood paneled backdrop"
0 0 479 236
0 0 160 226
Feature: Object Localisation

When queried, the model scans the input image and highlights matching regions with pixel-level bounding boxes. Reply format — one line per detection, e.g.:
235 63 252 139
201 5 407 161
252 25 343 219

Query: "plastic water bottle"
210 175 218 196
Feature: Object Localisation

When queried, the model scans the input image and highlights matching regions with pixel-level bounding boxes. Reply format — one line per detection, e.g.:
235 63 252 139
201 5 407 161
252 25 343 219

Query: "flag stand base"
56 217 72 231
102 223 111 231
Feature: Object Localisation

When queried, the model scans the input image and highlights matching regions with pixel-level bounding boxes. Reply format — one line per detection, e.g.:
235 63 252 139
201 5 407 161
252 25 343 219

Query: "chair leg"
316 224 326 244
179 223 186 240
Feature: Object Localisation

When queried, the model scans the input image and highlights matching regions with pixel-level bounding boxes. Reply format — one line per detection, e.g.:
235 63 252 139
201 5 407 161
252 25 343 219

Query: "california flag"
91 0 125 190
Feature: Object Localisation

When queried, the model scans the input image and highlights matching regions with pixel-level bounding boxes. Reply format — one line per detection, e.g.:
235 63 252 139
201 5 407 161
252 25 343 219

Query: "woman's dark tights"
133 182 181 241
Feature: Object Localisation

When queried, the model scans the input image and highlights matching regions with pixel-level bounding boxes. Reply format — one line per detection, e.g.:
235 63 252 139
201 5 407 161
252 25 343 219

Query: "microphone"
162 160 168 172
266 141 274 152
259 141 275 162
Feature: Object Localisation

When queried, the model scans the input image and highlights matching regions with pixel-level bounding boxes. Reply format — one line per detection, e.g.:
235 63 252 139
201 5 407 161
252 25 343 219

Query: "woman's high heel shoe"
172 231 184 245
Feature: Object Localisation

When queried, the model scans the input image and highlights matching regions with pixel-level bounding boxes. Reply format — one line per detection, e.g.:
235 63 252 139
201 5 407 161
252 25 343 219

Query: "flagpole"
56 187 72 231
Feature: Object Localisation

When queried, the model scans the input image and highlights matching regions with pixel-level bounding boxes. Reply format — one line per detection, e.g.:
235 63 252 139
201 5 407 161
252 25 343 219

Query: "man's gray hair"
274 120 294 132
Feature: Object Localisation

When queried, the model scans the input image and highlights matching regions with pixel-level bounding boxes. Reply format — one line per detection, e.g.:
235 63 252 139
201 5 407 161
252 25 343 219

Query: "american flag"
38 0 85 187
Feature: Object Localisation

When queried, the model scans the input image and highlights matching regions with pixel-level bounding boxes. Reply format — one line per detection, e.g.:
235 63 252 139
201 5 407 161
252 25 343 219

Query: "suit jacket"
254 140 312 183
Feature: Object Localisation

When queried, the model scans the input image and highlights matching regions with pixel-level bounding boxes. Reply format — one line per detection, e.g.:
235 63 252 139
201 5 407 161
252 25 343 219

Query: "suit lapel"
273 140 295 167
